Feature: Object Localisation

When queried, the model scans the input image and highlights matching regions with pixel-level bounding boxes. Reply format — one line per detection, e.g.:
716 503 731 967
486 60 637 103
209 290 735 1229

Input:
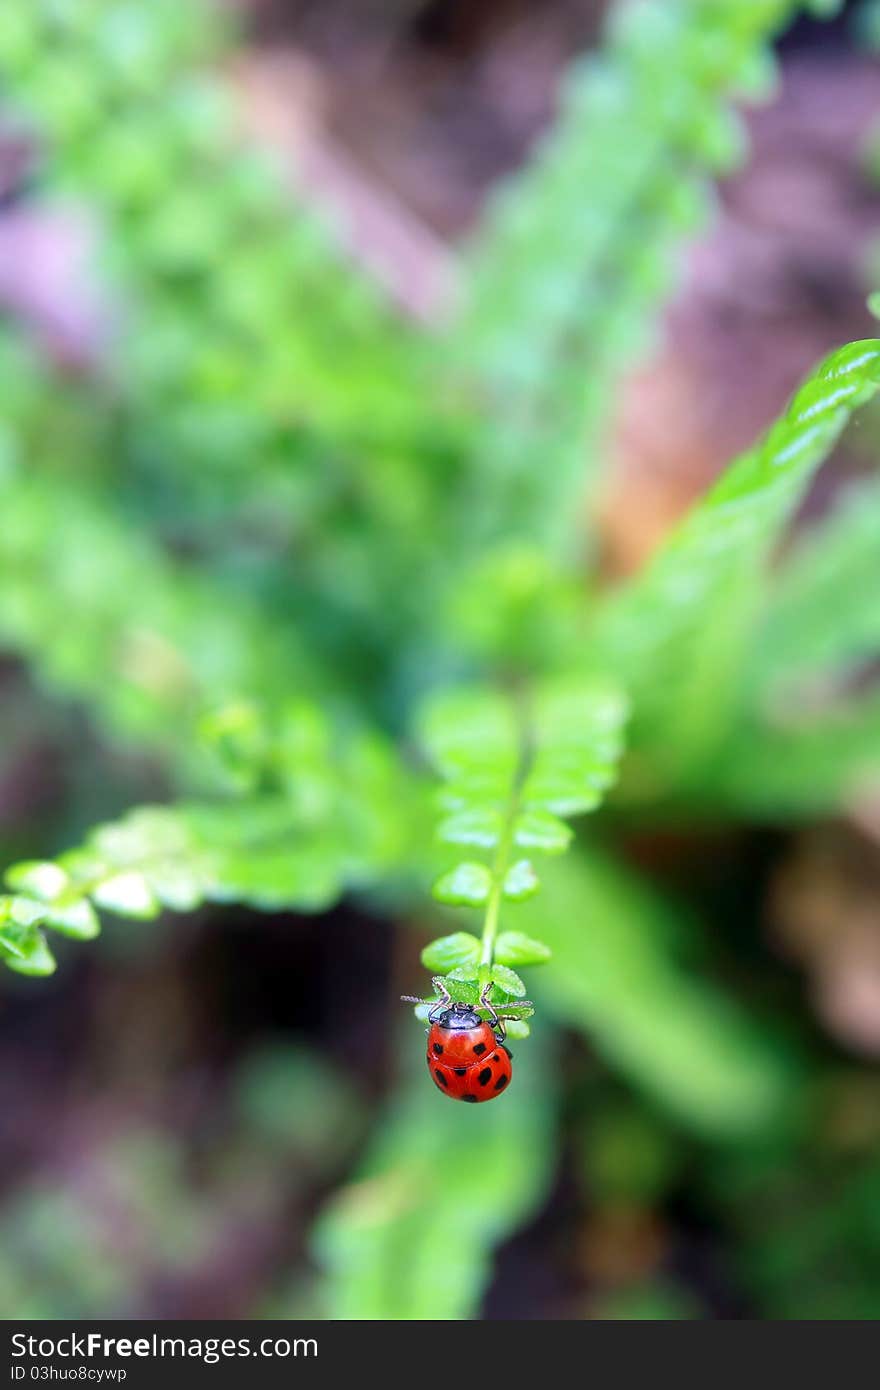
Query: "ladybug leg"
426 976 453 1023
489 991 535 1042
478 981 504 1038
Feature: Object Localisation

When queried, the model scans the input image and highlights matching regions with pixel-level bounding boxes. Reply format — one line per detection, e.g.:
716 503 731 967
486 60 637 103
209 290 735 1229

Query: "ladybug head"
435 1000 482 1030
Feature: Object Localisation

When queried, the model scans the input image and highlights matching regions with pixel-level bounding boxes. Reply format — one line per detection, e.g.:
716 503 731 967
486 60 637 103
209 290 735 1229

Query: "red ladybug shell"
427 1005 513 1102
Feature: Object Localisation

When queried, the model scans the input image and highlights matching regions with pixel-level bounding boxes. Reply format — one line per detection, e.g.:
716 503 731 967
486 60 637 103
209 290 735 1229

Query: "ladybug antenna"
400 976 453 1011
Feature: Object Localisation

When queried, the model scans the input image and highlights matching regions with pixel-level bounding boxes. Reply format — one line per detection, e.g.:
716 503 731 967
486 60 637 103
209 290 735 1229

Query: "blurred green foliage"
312 1040 554 1319
2 0 879 1321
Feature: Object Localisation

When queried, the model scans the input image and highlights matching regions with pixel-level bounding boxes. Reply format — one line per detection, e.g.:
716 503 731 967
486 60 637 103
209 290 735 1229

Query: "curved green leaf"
494 931 552 967
420 932 482 974
0 716 411 974
490 964 527 998
513 809 572 853
502 860 540 902
744 475 880 707
432 862 493 908
597 339 880 792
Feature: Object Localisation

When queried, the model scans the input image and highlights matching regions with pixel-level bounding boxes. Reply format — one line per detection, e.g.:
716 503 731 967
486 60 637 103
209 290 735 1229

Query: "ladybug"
402 977 531 1104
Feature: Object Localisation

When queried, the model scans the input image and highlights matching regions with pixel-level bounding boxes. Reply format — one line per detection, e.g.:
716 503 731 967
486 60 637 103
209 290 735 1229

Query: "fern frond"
0 712 409 976
453 0 819 550
0 469 306 761
0 0 421 436
412 677 627 1021
595 339 880 794
0 0 461 628
699 473 880 815
421 678 627 895
743 475 880 706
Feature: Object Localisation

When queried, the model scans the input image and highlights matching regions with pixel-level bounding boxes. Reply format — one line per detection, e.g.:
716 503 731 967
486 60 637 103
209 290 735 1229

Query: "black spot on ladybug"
478 1067 492 1086
434 1069 448 1087
432 1043 443 1055
453 1067 466 1076
462 1094 478 1102
489 1054 499 1063
494 1074 508 1090
473 1042 487 1055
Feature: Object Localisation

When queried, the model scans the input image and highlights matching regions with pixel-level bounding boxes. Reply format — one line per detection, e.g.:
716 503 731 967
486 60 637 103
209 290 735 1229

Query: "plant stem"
479 688 534 971
479 799 516 970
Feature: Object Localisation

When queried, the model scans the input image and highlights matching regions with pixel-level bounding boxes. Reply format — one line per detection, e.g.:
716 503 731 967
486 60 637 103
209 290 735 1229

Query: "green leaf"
418 688 518 799
422 678 627 825
5 861 69 900
494 930 552 967
43 899 100 941
0 927 25 960
418 676 626 992
436 807 502 848
444 971 481 1004
92 871 160 919
490 964 527 997
0 456 297 764
432 862 493 907
6 933 57 976
596 339 880 790
0 913 57 977
743 476 880 709
420 932 482 974
4 896 45 928
5 860 100 941
523 678 627 815
0 706 414 975
513 809 572 853
502 859 539 902
211 845 341 913
700 472 880 815
421 678 625 852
